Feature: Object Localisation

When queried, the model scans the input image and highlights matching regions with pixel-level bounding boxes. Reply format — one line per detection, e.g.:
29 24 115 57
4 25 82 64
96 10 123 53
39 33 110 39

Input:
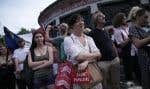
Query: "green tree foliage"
0 35 5 46
17 27 30 35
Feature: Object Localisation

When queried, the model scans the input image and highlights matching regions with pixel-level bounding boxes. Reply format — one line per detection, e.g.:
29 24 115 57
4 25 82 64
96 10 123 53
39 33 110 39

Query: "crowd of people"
0 5 150 89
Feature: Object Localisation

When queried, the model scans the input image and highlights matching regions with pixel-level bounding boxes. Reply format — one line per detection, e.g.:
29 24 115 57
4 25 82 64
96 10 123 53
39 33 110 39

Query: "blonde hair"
127 6 141 21
59 23 68 36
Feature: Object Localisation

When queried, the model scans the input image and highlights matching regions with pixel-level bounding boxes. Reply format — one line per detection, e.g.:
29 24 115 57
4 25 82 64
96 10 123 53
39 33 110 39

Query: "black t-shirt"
89 28 117 61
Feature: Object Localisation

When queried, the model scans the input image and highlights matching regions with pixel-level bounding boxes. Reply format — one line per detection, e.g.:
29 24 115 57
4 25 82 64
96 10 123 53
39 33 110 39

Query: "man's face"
96 12 106 25
18 41 25 48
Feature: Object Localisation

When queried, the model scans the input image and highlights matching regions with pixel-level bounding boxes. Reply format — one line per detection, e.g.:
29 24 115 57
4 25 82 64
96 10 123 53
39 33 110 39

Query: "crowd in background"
0 5 150 89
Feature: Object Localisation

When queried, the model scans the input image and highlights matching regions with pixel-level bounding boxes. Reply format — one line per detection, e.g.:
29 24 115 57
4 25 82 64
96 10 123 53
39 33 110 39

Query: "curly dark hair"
68 14 83 29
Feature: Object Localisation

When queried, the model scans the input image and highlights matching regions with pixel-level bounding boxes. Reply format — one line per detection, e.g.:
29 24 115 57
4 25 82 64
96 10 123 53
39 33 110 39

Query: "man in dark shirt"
89 28 116 61
89 11 120 89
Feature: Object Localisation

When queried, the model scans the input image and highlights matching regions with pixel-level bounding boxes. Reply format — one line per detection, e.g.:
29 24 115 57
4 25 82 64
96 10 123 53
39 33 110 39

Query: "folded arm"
32 46 54 70
28 52 45 69
131 36 150 48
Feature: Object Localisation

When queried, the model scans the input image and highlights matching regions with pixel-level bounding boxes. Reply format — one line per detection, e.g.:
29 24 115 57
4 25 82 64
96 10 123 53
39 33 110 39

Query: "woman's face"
34 33 44 45
146 11 150 25
138 12 148 26
73 17 85 32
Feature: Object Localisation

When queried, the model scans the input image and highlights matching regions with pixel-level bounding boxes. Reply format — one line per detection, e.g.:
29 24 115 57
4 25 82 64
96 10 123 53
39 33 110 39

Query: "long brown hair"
30 30 46 51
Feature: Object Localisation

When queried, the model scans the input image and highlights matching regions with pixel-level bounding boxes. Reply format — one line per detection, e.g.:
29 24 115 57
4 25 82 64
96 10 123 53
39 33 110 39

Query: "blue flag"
4 26 20 51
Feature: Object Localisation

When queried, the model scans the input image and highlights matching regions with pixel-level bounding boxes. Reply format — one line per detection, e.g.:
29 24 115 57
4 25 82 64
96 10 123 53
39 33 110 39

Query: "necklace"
37 46 45 56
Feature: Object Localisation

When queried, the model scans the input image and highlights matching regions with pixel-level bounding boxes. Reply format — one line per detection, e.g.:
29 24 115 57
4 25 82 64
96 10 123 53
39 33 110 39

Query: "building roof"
38 0 102 26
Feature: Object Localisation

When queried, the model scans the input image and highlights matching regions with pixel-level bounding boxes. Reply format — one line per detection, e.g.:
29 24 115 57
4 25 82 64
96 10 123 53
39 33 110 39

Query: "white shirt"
64 34 100 64
13 47 29 71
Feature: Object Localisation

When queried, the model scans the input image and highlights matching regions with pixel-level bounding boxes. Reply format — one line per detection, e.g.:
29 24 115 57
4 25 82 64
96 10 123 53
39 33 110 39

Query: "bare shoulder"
46 45 53 52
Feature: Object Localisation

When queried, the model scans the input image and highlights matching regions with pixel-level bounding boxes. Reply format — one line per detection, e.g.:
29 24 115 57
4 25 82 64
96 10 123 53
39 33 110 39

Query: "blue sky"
0 0 56 35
